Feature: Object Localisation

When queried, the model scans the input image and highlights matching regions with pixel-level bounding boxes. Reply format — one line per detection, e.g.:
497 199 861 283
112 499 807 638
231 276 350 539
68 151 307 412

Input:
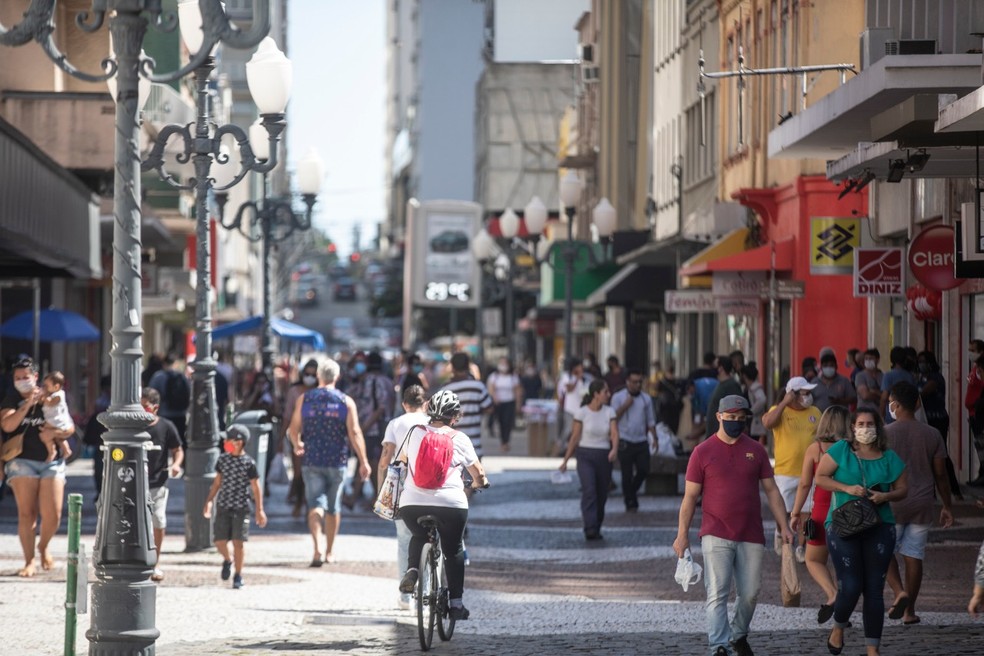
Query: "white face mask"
14 379 35 394
864 359 877 370
497 364 509 373
821 366 836 378
302 375 317 387
970 351 980 361
799 393 813 407
855 426 878 444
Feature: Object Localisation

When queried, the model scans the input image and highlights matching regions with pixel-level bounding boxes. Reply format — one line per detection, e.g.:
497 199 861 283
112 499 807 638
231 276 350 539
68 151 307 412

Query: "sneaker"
795 545 807 563
150 567 164 582
463 548 470 567
398 594 411 610
232 573 243 589
731 636 754 656
449 605 470 621
773 530 782 556
399 568 418 594
220 560 232 581
714 647 730 656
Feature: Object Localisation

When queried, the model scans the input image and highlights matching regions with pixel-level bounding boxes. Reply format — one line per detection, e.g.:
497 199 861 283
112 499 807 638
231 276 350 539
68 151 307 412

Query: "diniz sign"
853 248 903 297
908 224 964 291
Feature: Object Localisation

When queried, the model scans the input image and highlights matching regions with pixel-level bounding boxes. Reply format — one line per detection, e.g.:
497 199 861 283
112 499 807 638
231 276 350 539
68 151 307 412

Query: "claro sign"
907 225 964 291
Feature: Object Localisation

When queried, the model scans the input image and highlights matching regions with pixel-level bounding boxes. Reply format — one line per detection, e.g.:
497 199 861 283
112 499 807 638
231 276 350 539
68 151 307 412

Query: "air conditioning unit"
860 27 896 70
582 65 599 83
898 39 936 54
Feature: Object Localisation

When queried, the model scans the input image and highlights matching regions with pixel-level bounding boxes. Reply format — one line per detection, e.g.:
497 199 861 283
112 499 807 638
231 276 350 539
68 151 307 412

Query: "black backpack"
165 370 191 411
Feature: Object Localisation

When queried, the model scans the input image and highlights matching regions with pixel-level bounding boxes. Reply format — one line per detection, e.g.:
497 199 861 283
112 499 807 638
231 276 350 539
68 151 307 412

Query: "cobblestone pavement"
2 432 984 655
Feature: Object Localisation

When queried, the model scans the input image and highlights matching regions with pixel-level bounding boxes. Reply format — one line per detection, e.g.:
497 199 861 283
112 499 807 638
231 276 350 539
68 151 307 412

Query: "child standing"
41 371 73 461
203 424 266 588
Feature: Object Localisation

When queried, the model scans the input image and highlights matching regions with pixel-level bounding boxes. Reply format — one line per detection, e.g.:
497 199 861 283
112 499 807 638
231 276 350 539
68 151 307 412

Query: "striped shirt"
440 377 492 457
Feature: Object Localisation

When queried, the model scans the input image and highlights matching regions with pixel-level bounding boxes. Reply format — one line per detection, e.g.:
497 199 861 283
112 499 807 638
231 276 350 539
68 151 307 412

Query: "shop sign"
853 248 903 297
716 297 760 315
712 272 765 297
908 224 963 291
665 290 716 313
810 217 860 275
571 310 597 332
481 307 502 336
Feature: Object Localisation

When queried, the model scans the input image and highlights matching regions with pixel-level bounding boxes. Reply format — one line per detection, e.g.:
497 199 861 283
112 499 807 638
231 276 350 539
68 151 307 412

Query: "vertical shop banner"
810 217 859 275
853 248 903 297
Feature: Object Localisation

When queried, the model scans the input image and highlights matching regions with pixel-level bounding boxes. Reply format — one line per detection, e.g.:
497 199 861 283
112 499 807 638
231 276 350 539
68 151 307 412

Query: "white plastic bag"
674 548 703 592
550 470 573 484
655 422 680 457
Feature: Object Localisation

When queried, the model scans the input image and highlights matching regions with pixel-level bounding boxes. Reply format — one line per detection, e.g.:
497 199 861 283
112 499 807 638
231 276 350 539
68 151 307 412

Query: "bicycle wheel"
436 550 455 641
417 542 437 651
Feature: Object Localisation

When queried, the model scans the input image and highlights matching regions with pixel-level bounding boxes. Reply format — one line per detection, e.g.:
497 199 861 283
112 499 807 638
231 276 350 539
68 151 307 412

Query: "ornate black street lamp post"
1 3 271 652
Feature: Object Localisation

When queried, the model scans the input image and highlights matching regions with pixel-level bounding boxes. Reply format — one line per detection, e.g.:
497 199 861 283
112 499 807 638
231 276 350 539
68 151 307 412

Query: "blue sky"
287 0 386 256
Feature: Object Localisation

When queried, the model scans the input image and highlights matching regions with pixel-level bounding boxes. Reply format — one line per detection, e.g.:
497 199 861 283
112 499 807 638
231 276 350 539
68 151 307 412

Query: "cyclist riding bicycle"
398 389 489 621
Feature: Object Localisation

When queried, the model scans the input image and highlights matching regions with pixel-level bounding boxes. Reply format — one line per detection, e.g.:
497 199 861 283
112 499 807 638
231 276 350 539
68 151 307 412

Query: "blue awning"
211 315 325 350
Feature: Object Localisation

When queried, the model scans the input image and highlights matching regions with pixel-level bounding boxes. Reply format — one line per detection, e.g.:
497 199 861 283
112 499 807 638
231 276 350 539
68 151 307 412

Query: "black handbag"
829 451 882 539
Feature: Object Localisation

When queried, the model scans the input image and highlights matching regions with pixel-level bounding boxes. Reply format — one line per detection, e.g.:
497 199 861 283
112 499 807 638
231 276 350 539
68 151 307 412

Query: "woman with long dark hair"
559 379 618 540
815 407 908 656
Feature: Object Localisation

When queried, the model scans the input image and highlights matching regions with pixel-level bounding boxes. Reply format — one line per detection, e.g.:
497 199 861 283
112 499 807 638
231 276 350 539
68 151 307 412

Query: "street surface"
2 426 984 655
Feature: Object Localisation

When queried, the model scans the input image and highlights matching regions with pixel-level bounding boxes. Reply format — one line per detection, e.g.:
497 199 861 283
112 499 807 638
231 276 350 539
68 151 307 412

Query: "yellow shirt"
770 404 821 477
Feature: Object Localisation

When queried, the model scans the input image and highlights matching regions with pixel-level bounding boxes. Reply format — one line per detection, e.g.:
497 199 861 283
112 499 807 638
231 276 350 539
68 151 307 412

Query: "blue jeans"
827 522 896 647
575 447 612 534
701 535 764 656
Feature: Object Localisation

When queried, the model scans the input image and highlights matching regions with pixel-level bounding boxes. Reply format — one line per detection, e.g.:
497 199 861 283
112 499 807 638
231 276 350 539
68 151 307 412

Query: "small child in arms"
41 371 73 462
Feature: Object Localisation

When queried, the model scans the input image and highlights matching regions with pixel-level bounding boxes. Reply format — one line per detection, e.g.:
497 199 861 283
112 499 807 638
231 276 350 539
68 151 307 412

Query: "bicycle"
413 514 454 651
412 482 489 651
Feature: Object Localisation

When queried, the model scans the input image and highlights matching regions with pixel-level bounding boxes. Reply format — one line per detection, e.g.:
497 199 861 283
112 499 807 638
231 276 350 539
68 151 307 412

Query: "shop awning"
678 227 750 287
585 264 675 307
680 236 795 277
211 315 326 350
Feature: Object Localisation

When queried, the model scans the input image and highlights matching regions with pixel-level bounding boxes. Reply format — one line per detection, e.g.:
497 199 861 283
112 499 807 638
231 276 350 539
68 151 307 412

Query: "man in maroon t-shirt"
674 395 792 656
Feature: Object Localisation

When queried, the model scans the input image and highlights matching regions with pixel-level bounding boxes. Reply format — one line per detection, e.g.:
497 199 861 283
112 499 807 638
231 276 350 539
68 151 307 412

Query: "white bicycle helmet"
428 389 461 422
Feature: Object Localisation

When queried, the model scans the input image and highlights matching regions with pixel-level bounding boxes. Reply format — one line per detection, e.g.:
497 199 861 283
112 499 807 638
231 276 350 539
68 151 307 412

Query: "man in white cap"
762 376 821 561
674 395 792 656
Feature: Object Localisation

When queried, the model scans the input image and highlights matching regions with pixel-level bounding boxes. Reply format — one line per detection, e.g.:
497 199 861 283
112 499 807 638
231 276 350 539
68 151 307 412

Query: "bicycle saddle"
417 515 441 529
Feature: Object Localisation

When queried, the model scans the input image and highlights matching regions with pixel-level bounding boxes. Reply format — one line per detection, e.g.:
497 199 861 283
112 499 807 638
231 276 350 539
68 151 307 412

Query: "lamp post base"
87 567 159 656
183 373 219 552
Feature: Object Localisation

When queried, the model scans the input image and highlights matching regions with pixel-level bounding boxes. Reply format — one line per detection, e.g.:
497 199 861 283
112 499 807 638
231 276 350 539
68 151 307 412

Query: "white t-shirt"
43 390 73 431
486 372 520 403
574 404 616 450
382 411 430 450
399 424 479 510
558 373 588 415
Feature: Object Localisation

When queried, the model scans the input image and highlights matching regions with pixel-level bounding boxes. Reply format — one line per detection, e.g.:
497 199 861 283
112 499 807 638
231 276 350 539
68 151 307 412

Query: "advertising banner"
810 217 860 275
854 248 903 297
406 200 482 309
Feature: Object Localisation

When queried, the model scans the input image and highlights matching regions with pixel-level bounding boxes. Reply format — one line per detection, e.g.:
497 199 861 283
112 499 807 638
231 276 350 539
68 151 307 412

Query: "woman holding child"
0 357 75 576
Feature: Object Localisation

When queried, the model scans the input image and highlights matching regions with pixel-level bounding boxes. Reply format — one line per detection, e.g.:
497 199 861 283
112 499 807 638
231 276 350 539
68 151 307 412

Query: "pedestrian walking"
811 351 856 412
140 387 184 582
148 353 191 447
704 356 744 438
967 341 984 486
287 358 372 566
0 357 75 577
884 381 954 626
814 407 908 656
486 357 522 452
603 355 627 394
556 357 589 457
82 375 111 503
878 346 916 426
741 364 768 448
970 499 984 617
398 389 489 621
378 384 430 609
282 359 320 516
762 376 821 559
854 348 883 409
674 395 793 656
916 350 961 498
611 369 656 512
348 351 395 508
789 405 852 624
559 379 618 540
203 424 267 589
441 352 493 459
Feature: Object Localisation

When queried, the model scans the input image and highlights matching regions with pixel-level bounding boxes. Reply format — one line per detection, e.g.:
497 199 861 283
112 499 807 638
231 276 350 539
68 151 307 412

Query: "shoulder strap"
396 424 424 462
852 449 868 490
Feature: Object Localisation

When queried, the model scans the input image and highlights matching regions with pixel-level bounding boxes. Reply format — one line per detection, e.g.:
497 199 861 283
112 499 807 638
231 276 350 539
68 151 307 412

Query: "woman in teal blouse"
815 407 908 656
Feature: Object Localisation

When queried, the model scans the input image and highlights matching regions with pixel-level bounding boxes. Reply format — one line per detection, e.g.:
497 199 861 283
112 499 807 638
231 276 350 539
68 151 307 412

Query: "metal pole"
563 206 576 367
32 277 40 362
88 10 159 653
184 59 221 553
505 249 515 365
64 493 82 656
260 187 275 381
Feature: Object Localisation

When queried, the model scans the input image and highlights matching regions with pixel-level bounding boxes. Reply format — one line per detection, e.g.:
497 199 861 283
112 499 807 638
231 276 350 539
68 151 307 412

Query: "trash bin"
521 399 558 457
231 410 273 494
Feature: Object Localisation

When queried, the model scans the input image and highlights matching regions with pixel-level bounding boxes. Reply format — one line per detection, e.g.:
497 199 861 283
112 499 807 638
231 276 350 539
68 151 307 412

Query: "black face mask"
629 388 641 397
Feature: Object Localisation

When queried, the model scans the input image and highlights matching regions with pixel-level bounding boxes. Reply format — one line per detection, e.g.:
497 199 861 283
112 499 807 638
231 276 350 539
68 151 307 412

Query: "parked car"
333 276 357 301
331 317 357 344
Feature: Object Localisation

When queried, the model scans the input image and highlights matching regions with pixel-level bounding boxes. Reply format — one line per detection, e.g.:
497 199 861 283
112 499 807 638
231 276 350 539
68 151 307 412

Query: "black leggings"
401 505 469 600
492 401 517 445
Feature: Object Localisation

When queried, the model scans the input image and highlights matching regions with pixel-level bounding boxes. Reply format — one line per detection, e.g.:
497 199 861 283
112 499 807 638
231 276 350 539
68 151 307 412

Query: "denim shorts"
213 507 250 542
3 457 66 481
303 465 347 513
895 522 930 560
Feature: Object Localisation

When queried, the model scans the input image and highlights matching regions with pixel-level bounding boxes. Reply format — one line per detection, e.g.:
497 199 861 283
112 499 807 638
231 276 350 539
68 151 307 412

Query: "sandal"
888 595 909 620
